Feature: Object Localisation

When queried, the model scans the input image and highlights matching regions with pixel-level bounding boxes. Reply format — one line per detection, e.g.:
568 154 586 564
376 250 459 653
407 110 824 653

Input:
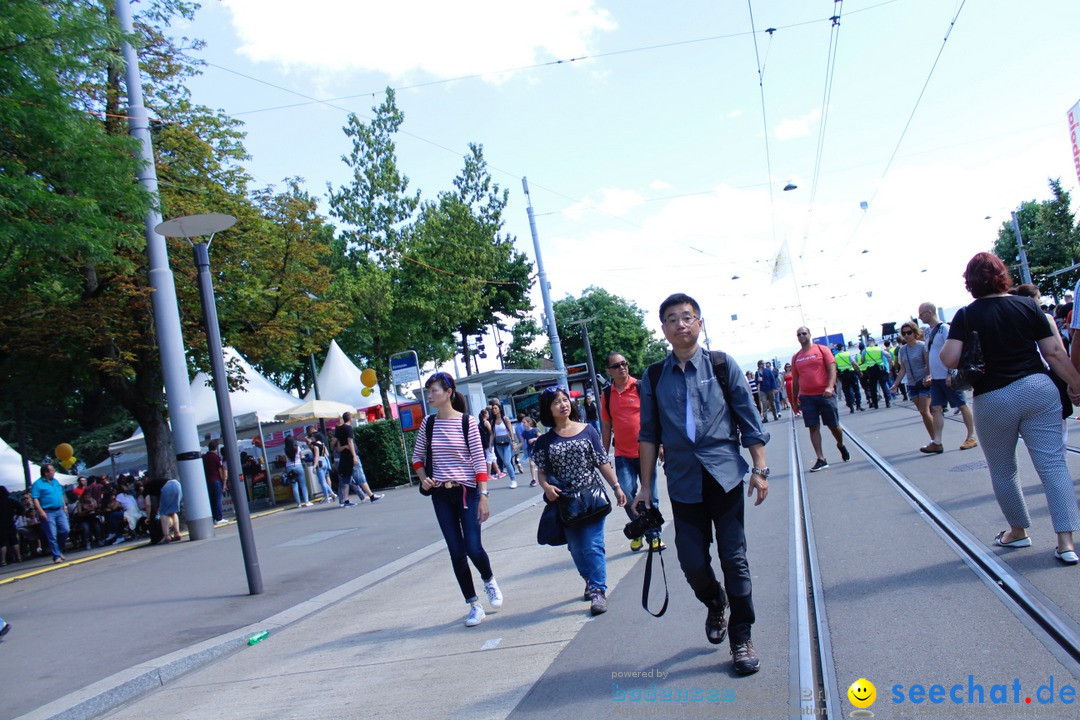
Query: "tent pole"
256 417 275 507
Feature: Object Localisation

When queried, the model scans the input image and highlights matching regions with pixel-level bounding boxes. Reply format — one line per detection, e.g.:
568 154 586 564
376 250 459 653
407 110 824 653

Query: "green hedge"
356 419 411 489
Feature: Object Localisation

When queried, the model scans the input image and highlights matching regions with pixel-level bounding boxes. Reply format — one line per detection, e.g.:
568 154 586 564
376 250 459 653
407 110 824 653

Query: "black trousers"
839 370 862 409
670 470 755 643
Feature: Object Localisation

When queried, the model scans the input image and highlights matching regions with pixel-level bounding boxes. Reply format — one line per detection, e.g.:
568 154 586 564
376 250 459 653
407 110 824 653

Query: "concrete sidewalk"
90 491 648 720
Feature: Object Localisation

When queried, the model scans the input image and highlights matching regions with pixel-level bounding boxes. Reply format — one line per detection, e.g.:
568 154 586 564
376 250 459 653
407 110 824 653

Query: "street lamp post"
156 213 263 596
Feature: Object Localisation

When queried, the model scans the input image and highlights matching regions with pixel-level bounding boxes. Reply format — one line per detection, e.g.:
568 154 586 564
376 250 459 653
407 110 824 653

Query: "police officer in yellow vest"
859 338 892 409
833 343 864 413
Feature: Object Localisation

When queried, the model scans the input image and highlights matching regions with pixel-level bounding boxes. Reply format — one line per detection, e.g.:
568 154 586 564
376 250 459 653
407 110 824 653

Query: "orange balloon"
55 443 74 461
360 368 377 388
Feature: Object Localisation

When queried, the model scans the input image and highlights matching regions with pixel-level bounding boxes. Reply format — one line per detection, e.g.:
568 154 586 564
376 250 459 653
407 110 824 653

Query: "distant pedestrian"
943 252 1080 564
859 338 892 409
31 464 69 563
520 416 540 486
477 408 499 478
783 363 799 417
283 435 312 508
306 426 336 503
412 372 503 627
583 392 602 436
0 487 22 565
489 400 518 489
755 360 781 421
792 327 850 471
202 440 227 525
891 321 936 450
534 386 626 616
918 302 977 452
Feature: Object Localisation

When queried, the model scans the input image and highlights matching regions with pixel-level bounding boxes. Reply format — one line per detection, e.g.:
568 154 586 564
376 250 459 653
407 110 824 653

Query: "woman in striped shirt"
412 372 504 627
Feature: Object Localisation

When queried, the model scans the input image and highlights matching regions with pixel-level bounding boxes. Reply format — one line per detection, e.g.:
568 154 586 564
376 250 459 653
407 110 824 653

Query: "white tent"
304 339 384 410
1 435 77 493
107 348 298 456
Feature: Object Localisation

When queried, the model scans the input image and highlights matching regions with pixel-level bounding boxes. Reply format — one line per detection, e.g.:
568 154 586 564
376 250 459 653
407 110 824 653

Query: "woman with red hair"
941 252 1080 565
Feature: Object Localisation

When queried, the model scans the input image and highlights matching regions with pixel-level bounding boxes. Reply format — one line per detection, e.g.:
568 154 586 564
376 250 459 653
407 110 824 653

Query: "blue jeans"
494 443 516 482
431 485 493 603
289 470 310 505
315 462 333 498
564 517 608 592
41 508 70 560
614 457 660 540
207 480 223 522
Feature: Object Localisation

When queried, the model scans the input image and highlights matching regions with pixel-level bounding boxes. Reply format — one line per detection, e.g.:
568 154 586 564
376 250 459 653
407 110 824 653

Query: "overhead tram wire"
223 0 906 118
803 1 844 256
842 0 968 251
746 0 778 250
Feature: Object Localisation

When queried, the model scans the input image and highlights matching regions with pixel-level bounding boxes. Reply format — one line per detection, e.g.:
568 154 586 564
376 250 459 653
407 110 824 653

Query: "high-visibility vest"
861 345 887 369
834 350 854 372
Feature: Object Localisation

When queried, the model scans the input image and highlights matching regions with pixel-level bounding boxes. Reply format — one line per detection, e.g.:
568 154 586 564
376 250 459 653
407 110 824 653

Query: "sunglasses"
541 386 569 396
606 361 628 370
901 330 913 336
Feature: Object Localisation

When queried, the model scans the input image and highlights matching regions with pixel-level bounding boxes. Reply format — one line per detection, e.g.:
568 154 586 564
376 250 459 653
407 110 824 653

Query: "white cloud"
775 108 822 141
222 0 617 81
563 187 644 220
649 179 671 191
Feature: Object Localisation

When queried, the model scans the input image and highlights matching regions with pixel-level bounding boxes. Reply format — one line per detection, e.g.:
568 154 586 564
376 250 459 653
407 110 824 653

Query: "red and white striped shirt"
411 415 488 486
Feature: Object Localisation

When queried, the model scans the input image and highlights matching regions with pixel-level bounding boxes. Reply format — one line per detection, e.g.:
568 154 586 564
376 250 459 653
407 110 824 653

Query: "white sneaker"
303 502 313 507
484 578 504 609
465 603 485 627
509 480 518 489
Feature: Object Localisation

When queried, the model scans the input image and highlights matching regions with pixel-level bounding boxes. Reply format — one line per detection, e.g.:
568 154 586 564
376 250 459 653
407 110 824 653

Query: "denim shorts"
907 382 930 399
800 394 839 428
929 378 966 408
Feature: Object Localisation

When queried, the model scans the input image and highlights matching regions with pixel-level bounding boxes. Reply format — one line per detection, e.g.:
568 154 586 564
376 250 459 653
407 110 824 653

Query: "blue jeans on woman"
41 508 70 560
431 485 493 603
289 469 310 506
315 461 333 500
494 443 516 483
564 517 608 593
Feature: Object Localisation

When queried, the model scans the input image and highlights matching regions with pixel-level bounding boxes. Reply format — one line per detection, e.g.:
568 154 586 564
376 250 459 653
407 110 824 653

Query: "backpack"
602 380 639 420
645 350 736 444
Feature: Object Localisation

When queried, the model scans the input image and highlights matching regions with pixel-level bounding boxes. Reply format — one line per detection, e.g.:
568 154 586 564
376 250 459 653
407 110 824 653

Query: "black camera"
623 502 664 540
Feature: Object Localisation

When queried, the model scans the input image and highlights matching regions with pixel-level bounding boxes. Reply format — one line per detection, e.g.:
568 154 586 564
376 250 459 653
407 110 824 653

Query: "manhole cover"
950 460 987 472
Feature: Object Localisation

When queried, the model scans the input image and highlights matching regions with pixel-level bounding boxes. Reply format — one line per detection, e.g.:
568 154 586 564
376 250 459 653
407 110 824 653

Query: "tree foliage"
992 178 1080 299
504 318 546 369
553 288 667 377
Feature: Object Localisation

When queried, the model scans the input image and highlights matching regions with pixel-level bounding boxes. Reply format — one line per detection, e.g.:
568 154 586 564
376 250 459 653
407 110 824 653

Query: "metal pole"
193 242 263 595
255 417 275 508
1011 211 1034 285
566 318 602 404
115 0 212 539
522 177 567 386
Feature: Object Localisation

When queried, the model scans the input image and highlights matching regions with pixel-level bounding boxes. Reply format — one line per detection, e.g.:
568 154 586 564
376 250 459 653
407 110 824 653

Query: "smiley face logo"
847 678 876 709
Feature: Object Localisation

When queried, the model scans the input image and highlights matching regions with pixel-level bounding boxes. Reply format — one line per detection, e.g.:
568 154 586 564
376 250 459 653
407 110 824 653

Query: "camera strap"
641 543 669 617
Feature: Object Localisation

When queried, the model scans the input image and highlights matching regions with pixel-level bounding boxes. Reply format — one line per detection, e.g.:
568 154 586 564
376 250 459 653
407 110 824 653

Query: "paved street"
5 401 1080 719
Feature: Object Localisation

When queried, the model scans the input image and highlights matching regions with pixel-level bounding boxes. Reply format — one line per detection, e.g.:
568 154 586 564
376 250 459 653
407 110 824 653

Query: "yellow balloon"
361 387 372 397
55 443 74 461
61 457 76 470
360 368 377 388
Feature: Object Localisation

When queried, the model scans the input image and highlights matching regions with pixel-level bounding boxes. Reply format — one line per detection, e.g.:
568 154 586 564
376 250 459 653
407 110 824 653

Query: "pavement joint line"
12 491 544 720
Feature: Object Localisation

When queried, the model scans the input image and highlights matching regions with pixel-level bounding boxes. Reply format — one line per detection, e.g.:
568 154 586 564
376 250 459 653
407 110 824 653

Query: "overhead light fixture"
783 183 797 191
731 274 740 280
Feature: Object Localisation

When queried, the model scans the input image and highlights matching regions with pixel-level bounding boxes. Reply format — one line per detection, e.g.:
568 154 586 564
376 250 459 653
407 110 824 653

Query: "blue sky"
175 0 1080 369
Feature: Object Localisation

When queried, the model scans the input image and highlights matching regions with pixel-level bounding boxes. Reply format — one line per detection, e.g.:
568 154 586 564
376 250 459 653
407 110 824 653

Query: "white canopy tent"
1 435 77 492
303 339 384 410
107 348 298 457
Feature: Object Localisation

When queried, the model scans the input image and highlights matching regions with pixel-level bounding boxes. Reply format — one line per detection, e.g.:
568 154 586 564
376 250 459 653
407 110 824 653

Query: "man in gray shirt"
635 293 770 675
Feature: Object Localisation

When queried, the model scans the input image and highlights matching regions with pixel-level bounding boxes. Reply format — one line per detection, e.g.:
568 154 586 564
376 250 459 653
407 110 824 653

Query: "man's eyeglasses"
606 361 628 370
664 313 699 327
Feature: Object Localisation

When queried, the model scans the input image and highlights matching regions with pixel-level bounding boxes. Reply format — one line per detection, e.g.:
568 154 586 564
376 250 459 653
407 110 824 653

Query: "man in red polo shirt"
792 327 850 472
601 351 663 551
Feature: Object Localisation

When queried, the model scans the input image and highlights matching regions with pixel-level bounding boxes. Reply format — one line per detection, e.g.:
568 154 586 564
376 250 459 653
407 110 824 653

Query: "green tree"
503 318 546 369
408 144 533 374
992 178 1080 299
553 288 667 376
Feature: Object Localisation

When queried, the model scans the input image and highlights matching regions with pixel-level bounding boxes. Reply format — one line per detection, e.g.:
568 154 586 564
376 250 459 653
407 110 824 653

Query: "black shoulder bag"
952 328 985 392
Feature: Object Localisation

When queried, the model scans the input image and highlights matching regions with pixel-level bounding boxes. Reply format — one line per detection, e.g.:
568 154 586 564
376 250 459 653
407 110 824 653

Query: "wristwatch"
479 490 490 496
751 467 770 479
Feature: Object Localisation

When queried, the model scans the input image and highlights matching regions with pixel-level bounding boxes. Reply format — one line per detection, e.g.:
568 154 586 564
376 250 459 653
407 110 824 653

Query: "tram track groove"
788 416 840 719
842 425 1080 678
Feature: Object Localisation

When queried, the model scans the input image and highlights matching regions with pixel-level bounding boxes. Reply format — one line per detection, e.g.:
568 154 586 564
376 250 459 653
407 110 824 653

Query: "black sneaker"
589 589 608 615
706 601 727 644
838 444 850 462
583 583 591 602
0 620 10 640
809 458 829 472
731 639 760 675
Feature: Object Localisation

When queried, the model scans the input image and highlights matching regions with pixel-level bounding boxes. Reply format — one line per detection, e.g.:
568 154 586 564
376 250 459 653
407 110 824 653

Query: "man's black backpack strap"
645 351 733 444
